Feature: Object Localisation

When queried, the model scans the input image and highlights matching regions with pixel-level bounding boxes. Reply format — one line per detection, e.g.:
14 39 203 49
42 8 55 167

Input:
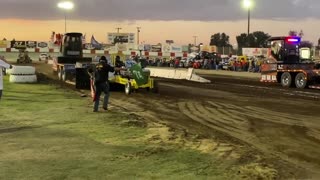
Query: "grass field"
0 76 239 180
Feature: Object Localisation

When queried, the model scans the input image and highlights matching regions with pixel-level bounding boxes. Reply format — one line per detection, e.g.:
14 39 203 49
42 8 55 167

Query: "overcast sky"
1 0 320 44
1 0 320 21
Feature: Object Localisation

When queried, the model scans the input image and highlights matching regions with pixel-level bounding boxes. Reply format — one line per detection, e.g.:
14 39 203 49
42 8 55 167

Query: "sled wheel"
61 70 67 82
125 82 132 95
151 80 159 93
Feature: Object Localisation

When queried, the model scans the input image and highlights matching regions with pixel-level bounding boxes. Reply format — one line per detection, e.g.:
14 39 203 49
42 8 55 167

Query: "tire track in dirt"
112 95 179 120
177 101 241 160
177 100 320 176
111 94 320 173
113 95 244 159
111 96 240 161
193 102 247 133
206 104 246 123
215 103 320 134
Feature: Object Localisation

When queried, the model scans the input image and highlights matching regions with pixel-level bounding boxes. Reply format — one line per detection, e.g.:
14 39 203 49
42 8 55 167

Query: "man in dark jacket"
88 56 116 112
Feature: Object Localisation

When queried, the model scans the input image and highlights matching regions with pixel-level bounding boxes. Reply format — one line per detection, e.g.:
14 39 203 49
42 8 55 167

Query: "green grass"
0 76 237 180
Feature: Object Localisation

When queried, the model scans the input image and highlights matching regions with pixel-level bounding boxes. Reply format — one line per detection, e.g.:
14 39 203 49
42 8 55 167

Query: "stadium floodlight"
57 1 74 33
242 0 253 35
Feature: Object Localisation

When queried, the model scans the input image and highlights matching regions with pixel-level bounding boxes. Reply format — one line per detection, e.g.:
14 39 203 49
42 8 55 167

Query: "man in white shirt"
0 57 12 100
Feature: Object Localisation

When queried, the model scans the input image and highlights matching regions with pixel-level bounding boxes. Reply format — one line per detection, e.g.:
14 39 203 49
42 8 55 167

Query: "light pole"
57 1 74 33
193 36 198 46
116 27 122 33
243 0 252 36
137 27 141 44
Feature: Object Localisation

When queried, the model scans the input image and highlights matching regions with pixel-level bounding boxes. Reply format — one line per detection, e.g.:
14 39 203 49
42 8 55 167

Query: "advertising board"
107 33 135 44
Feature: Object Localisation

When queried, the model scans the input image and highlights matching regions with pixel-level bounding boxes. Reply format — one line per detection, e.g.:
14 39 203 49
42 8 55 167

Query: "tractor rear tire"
281 72 293 88
151 80 159 93
125 82 132 95
295 73 307 89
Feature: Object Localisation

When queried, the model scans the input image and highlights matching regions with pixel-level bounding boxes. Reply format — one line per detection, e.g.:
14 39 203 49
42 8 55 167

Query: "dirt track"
34 62 320 179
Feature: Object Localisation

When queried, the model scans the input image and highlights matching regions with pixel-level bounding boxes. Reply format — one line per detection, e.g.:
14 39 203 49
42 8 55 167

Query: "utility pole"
193 36 198 46
115 27 122 33
64 12 67 33
247 8 250 36
137 27 141 44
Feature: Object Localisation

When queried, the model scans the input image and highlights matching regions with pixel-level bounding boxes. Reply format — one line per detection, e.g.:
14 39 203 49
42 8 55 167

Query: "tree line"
209 30 315 55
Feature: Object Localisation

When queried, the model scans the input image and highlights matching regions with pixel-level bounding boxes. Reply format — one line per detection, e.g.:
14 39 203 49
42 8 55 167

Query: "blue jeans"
0 90 2 100
94 82 110 111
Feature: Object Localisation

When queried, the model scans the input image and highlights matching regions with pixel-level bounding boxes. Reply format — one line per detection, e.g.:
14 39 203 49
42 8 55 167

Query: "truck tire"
125 82 132 95
281 72 293 88
295 72 307 89
9 66 36 75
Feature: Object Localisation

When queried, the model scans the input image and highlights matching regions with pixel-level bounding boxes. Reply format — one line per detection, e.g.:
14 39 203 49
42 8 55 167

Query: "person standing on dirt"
88 56 119 112
0 57 13 101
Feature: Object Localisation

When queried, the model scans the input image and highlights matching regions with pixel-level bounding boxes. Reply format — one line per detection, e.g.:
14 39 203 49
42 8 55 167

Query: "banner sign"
144 44 151 51
162 44 171 52
150 45 162 52
182 45 189 52
242 48 269 56
162 44 182 53
170 44 182 53
37 42 48 48
0 40 8 48
116 44 128 51
200 45 217 53
107 33 135 44
11 41 26 49
26 41 37 48
138 44 145 51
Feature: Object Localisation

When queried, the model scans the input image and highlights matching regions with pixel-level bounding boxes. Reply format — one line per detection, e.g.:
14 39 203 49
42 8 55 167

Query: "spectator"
88 56 122 112
0 57 13 101
174 58 179 68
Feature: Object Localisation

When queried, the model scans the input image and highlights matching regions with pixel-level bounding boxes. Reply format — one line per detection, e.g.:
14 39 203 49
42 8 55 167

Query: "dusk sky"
1 0 320 45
